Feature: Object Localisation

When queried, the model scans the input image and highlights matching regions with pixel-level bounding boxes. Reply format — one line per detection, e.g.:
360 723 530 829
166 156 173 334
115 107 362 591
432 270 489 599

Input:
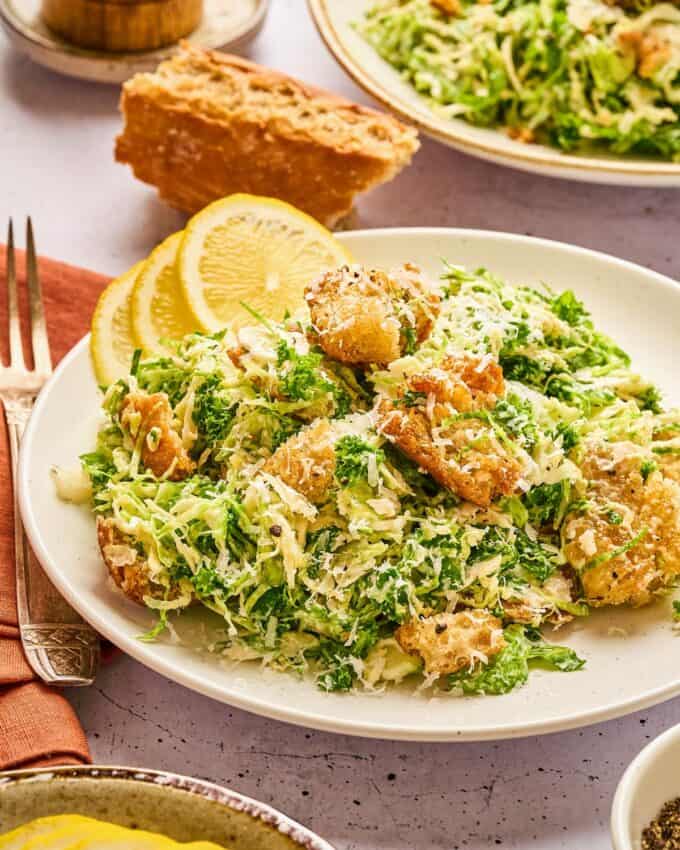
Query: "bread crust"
115 44 419 227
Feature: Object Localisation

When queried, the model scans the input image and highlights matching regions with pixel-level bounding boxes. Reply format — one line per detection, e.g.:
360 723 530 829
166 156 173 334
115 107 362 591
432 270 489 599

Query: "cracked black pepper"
642 798 680 850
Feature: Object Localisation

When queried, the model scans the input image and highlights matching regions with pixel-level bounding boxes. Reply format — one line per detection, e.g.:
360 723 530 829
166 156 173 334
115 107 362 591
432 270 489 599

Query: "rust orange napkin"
0 246 110 770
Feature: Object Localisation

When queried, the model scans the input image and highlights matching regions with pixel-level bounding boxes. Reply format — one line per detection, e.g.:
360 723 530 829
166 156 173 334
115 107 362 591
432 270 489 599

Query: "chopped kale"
515 531 559 583
276 340 350 417
523 481 570 527
551 290 588 326
375 564 412 621
449 625 584 695
193 374 237 443
544 374 615 414
270 415 301 450
335 435 385 485
470 526 558 584
640 459 658 481
313 629 378 692
638 385 663 414
499 354 547 389
306 526 340 578
555 421 581 452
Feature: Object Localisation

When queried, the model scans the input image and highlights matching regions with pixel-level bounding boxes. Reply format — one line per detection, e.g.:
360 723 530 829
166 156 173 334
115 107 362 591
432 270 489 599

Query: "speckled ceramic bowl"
0 765 335 849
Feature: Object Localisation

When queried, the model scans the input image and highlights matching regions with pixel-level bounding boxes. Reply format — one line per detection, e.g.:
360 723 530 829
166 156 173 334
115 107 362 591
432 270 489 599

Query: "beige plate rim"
0 764 335 849
0 0 270 84
307 0 680 183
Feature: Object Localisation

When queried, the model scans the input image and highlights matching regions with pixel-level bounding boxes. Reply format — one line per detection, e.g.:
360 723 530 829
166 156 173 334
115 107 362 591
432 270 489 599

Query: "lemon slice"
178 194 353 332
90 262 142 387
131 231 198 353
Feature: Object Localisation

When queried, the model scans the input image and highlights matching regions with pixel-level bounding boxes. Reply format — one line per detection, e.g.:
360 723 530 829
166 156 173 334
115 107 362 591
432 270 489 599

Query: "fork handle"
8 401 100 686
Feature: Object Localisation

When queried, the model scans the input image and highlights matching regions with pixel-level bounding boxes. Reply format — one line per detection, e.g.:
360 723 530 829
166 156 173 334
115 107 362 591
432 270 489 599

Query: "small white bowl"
611 723 680 850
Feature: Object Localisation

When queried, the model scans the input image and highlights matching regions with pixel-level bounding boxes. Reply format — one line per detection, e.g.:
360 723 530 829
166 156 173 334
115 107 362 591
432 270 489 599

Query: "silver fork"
2 219 99 686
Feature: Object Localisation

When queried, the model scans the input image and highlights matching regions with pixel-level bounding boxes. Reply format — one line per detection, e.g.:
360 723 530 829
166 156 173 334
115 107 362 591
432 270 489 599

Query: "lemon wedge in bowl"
178 194 353 332
131 231 199 353
90 262 142 387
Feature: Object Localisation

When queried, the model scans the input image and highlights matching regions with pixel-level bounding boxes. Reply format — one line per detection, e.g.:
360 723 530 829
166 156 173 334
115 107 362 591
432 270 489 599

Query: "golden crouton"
396 610 506 676
564 441 680 607
619 29 671 78
409 353 505 412
507 126 536 144
431 0 462 15
263 419 336 504
97 517 166 605
378 355 520 506
121 392 194 480
305 264 440 365
657 453 680 485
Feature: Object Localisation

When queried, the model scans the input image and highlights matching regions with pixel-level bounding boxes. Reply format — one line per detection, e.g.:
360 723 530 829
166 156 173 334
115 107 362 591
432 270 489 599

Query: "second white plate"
19 228 680 741
309 0 680 187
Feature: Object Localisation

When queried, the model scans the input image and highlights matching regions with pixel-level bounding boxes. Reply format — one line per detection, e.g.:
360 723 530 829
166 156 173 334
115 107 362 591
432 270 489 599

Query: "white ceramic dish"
0 764 334 848
611 723 680 850
18 227 680 742
0 0 269 84
308 0 680 187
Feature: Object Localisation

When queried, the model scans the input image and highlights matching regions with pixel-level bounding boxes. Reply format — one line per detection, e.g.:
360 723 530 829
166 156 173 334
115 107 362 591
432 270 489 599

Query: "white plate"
18 228 680 742
308 0 680 187
0 0 269 84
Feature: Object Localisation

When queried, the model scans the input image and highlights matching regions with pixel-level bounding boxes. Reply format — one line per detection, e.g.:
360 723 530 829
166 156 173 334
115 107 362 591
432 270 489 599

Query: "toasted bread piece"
120 391 194 481
377 354 520 506
305 264 440 365
115 44 419 227
396 611 506 676
97 517 161 605
263 419 336 504
564 440 680 607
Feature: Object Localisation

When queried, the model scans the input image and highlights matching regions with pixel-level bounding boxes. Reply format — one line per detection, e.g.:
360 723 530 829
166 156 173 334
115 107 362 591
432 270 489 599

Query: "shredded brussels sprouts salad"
357 0 680 160
65 259 680 697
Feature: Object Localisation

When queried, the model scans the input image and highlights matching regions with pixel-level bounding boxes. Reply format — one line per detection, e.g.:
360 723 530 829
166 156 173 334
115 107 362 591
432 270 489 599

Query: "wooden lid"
41 0 203 51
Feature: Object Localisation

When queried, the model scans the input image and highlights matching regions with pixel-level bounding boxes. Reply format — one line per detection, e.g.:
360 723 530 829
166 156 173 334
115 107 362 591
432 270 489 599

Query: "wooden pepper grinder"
41 0 203 51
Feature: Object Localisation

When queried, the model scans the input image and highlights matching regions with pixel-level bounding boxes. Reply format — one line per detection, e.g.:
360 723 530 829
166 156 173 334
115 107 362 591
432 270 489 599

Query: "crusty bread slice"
115 43 419 227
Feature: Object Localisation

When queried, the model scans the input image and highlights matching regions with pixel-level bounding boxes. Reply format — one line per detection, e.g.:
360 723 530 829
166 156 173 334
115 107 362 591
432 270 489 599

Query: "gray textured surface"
0 1 679 848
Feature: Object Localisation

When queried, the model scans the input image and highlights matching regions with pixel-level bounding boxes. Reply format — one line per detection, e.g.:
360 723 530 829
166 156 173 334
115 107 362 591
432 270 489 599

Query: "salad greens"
357 0 680 160
71 259 680 696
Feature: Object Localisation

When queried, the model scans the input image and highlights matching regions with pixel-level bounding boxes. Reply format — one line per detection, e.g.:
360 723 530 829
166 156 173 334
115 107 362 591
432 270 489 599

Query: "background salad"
358 0 680 159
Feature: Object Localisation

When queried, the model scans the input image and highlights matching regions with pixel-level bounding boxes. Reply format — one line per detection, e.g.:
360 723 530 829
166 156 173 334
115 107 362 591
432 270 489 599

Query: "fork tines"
4 219 52 379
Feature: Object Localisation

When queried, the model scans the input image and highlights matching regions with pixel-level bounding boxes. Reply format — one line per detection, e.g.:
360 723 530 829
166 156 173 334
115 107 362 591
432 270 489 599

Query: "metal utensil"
1 218 99 686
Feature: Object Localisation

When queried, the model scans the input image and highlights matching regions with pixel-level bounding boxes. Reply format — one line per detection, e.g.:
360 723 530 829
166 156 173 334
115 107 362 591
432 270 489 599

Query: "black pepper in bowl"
642 798 680 850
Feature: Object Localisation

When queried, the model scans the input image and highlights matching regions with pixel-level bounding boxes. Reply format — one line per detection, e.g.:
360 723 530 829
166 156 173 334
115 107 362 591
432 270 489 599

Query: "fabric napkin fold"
0 245 110 770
